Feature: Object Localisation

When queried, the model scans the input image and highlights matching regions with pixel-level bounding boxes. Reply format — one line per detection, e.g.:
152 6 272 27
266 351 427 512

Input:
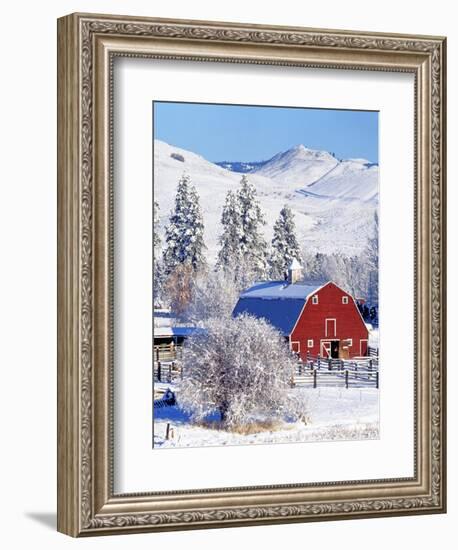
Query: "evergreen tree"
269 205 302 280
216 190 241 271
236 175 268 278
162 174 206 275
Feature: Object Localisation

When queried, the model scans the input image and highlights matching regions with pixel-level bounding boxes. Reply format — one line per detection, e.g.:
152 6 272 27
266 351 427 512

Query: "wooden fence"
154 355 379 389
153 360 183 383
368 346 379 358
154 343 183 362
291 357 379 389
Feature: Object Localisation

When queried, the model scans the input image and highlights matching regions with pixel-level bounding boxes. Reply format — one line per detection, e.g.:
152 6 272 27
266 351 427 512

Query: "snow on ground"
153 387 379 449
154 140 378 261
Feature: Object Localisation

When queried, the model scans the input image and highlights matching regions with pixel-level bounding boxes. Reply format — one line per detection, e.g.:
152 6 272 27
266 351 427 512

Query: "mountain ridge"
154 139 378 261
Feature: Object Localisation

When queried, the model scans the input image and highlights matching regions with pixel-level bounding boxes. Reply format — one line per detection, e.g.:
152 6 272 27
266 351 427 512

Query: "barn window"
345 339 353 347
312 295 318 304
307 339 314 348
342 296 349 304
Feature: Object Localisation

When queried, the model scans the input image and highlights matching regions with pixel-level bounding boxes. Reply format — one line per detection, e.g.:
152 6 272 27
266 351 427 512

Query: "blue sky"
153 101 379 164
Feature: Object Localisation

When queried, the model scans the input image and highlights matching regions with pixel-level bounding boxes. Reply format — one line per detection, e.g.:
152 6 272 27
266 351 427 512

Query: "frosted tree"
162 174 206 275
163 263 194 318
153 200 161 253
337 254 366 298
153 200 164 306
185 269 240 325
304 252 326 281
179 314 304 429
364 210 379 306
236 175 268 279
269 205 302 280
216 190 241 271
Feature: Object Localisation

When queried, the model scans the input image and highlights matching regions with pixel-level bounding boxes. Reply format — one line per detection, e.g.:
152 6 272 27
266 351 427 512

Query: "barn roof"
239 281 323 300
232 297 306 336
233 281 326 336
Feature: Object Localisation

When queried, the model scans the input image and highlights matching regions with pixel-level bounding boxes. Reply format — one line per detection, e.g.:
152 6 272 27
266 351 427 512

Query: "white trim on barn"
290 341 301 353
325 318 337 337
288 281 329 337
342 296 349 304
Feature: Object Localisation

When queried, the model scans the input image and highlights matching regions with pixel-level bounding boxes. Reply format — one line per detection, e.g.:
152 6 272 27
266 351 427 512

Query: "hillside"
153 140 378 261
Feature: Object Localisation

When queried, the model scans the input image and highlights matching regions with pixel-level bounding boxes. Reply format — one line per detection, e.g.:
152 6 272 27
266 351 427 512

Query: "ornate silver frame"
57 13 446 536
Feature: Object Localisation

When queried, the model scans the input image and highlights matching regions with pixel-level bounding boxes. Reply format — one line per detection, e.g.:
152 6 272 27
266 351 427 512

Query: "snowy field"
153 386 379 449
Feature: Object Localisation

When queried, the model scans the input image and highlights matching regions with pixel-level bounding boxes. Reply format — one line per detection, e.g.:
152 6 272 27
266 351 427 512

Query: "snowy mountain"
251 144 340 188
305 158 378 202
153 140 378 262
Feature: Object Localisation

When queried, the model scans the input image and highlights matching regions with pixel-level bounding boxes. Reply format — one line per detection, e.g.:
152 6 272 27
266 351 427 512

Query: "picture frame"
57 12 446 536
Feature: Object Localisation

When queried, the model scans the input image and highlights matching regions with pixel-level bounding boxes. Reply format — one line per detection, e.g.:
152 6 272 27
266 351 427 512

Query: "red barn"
232 263 368 360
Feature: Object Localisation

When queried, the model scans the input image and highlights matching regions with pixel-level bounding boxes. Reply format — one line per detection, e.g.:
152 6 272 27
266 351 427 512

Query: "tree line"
154 173 378 321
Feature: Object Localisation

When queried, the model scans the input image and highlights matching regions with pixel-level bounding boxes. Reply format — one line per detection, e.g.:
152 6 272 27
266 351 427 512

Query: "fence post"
157 361 161 382
376 371 379 389
317 354 321 369
313 369 317 389
168 364 172 383
328 358 332 371
345 369 349 389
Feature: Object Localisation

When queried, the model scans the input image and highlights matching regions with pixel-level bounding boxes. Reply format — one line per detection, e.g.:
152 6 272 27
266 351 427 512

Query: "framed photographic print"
57 13 446 536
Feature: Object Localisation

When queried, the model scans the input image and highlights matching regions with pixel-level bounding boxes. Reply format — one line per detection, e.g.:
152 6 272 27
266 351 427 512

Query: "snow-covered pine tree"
216 190 241 271
179 314 305 429
269 205 302 280
236 175 268 279
162 174 206 275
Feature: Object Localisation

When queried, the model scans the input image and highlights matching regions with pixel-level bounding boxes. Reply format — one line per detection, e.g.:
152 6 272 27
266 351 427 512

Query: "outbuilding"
232 262 369 360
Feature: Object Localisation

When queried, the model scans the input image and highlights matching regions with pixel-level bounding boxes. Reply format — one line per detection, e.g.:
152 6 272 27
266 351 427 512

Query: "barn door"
321 341 332 358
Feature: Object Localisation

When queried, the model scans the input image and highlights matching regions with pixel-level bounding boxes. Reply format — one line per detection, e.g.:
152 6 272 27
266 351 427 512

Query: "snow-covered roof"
233 281 325 335
239 281 322 300
232 297 305 336
289 258 302 270
153 309 173 336
153 309 201 338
